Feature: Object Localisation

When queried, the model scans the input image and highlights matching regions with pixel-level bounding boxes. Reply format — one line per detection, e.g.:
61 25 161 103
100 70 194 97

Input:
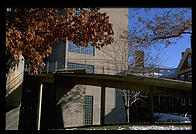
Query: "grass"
63 123 192 130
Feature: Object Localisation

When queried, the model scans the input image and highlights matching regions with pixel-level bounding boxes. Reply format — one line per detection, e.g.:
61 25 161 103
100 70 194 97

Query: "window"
189 98 192 106
67 62 94 73
73 8 91 16
188 72 192 82
84 96 93 126
181 98 186 106
68 41 95 56
180 74 184 81
188 56 191 67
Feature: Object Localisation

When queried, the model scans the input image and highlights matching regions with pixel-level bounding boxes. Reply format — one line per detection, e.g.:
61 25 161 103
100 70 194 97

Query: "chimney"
135 50 144 67
181 52 185 58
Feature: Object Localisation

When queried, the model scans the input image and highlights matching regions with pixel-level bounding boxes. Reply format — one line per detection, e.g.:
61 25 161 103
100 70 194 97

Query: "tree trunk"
126 107 130 123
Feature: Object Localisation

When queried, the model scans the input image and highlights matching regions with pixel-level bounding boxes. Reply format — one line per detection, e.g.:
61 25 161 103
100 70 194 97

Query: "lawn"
64 124 191 130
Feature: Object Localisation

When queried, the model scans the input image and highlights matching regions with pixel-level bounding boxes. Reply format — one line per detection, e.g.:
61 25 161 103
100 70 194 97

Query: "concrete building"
6 55 24 130
37 8 129 127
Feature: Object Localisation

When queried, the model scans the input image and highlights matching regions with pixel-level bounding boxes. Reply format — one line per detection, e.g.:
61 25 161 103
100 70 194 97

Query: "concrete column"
36 84 43 130
100 86 105 125
149 91 154 124
19 75 39 130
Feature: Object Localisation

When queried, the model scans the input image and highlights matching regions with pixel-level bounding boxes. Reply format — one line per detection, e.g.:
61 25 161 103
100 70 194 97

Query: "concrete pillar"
149 92 154 124
39 82 56 130
19 75 39 130
19 75 56 130
36 84 43 130
100 86 105 125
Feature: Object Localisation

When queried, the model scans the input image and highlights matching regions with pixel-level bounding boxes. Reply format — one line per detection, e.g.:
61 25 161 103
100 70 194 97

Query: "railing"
25 59 128 75
6 71 24 97
24 59 176 78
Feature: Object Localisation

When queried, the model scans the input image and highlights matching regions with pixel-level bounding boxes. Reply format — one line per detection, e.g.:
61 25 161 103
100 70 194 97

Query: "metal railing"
24 59 128 75
24 59 176 78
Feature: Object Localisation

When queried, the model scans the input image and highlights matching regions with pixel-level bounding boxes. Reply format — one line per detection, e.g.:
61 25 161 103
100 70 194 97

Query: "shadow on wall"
56 104 64 128
57 85 85 128
6 55 24 112
6 84 23 112
105 89 126 124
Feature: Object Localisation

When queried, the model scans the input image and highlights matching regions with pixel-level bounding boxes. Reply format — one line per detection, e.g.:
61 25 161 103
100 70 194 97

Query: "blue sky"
161 34 191 68
128 8 192 68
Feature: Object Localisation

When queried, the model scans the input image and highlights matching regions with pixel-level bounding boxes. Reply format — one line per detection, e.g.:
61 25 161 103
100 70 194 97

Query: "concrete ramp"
6 55 24 111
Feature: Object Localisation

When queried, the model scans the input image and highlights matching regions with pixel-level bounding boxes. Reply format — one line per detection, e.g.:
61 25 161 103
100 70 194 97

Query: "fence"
24 59 176 78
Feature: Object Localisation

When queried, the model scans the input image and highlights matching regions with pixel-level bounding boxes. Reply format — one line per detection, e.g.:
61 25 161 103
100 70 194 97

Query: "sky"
160 34 191 68
128 8 192 68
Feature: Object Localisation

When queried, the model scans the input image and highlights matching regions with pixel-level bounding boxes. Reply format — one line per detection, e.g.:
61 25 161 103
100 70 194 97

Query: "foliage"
117 8 192 124
128 8 192 49
6 8 114 74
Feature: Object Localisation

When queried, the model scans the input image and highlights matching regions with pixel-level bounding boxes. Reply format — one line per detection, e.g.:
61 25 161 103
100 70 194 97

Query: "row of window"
67 62 94 73
179 72 192 82
68 41 95 56
156 96 192 106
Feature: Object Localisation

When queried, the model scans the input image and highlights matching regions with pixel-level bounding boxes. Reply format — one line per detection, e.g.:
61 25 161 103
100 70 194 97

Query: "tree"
114 8 192 123
128 8 192 49
6 8 114 74
118 48 166 123
110 26 166 123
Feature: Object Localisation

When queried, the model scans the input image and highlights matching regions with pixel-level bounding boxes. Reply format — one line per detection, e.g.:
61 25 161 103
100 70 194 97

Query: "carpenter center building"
42 8 129 127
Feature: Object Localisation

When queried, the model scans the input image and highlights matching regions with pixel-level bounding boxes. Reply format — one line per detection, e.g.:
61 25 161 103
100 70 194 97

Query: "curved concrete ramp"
54 73 191 97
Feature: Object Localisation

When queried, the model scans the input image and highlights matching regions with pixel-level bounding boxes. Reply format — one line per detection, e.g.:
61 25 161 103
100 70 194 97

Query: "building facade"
39 8 129 127
154 48 192 115
127 48 192 121
177 48 192 82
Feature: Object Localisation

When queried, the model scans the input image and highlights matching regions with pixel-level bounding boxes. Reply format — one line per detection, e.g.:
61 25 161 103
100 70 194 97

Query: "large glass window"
68 41 95 56
67 62 94 73
84 96 93 126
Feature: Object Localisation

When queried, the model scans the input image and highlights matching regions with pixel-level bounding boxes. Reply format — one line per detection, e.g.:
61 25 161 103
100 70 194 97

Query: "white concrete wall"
6 55 24 130
6 55 24 97
6 107 20 130
60 85 85 127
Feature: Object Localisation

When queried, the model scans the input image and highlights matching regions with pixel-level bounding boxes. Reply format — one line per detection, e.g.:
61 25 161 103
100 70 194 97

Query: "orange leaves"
6 8 114 74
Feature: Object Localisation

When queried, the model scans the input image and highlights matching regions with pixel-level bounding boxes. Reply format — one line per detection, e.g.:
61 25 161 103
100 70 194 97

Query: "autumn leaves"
6 8 114 74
